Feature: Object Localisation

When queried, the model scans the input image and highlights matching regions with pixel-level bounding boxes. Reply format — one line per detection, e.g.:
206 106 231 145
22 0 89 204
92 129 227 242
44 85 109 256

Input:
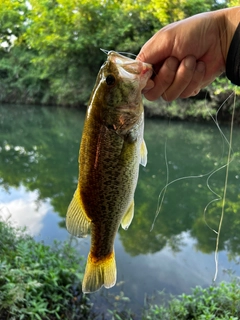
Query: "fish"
66 50 152 293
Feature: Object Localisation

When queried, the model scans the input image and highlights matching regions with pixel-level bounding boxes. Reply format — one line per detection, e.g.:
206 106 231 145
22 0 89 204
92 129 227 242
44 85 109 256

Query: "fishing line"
0 206 12 221
151 91 235 237
117 51 137 58
213 91 235 282
202 92 235 236
151 167 215 232
151 121 224 232
100 48 137 58
150 139 169 232
150 91 216 231
100 48 109 55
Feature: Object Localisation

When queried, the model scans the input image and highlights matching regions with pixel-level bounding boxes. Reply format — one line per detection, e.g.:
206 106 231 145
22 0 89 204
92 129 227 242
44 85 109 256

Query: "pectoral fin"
66 186 91 237
140 139 147 167
121 200 134 230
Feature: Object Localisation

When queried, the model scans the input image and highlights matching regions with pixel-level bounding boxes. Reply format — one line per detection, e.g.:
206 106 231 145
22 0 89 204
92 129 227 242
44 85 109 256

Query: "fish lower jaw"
140 67 153 90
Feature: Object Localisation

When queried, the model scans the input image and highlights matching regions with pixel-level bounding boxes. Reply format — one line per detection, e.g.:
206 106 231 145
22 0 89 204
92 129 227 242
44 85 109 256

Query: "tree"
0 0 232 106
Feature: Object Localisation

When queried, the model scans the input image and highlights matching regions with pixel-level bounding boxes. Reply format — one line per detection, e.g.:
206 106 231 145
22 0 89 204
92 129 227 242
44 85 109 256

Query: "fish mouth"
107 51 153 84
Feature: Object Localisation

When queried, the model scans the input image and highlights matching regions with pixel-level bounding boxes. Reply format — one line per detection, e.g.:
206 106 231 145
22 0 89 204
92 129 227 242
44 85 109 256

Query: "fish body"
66 51 152 293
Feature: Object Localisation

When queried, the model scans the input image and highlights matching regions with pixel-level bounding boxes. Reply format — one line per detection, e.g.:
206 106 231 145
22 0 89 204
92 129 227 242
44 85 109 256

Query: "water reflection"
0 104 240 312
0 185 49 235
120 119 240 259
0 104 81 219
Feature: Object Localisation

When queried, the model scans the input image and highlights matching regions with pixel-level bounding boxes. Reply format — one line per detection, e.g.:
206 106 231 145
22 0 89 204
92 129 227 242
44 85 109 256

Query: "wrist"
221 7 240 62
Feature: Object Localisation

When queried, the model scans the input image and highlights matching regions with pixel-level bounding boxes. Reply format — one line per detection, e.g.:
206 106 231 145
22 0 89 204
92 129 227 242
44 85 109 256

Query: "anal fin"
66 186 91 237
82 251 116 293
121 200 134 230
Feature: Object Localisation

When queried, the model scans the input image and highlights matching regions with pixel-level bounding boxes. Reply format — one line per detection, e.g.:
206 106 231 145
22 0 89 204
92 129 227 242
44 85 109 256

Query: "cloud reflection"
0 185 50 236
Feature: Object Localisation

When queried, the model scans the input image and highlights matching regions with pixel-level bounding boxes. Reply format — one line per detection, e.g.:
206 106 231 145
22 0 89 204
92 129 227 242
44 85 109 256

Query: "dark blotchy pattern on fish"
66 51 152 293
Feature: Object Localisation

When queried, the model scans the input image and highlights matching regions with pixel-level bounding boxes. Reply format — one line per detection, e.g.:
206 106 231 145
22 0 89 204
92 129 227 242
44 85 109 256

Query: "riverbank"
2 82 240 124
144 85 240 124
0 219 239 319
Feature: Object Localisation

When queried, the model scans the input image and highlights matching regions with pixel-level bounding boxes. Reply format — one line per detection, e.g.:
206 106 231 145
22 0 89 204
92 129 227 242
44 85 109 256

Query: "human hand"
137 9 236 101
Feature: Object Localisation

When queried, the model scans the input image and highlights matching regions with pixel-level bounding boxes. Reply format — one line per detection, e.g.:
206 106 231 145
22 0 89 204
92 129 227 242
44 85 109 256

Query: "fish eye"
105 74 115 86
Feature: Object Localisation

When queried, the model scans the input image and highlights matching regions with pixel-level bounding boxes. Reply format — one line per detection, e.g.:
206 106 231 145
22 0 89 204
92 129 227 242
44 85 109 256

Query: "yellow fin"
66 186 91 237
140 139 147 167
82 251 116 293
121 200 134 230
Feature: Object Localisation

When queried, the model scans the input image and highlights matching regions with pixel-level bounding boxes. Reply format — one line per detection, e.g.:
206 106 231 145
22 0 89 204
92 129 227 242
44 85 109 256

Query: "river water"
0 104 240 317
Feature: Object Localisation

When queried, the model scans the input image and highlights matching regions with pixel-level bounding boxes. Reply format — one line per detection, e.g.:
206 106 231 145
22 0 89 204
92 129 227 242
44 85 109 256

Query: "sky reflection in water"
0 104 240 314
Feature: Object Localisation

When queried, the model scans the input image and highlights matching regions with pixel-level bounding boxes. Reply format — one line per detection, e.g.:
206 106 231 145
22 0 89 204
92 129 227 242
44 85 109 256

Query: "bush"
143 280 240 320
0 219 91 320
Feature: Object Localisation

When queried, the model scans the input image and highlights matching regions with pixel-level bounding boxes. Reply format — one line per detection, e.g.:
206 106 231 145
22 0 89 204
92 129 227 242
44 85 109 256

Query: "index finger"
136 30 173 65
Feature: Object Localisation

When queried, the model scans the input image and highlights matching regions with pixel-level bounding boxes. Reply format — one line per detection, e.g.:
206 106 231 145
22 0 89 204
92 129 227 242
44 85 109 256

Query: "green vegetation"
142 280 240 320
0 0 235 115
0 219 90 319
1 217 239 320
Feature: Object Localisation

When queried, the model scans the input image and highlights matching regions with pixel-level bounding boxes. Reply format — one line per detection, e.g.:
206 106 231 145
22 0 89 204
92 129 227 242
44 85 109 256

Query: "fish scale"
66 51 152 293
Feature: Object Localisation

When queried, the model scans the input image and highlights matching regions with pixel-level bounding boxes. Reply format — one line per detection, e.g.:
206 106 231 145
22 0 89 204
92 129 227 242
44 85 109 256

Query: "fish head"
106 51 152 91
90 51 152 135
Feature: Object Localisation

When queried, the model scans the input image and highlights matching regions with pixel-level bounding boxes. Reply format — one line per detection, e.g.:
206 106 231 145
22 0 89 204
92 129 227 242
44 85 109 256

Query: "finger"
144 56 179 101
162 55 197 101
136 29 171 65
179 61 205 98
142 78 154 93
200 70 224 90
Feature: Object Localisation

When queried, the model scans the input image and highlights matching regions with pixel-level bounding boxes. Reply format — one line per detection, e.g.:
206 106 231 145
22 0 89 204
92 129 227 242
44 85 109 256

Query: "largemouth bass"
66 51 152 293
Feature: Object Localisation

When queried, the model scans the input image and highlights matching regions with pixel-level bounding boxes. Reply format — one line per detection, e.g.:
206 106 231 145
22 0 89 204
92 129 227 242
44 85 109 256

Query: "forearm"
223 7 240 85
218 6 240 62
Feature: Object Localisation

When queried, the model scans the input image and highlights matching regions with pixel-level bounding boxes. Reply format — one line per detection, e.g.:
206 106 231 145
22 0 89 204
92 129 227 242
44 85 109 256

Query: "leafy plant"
0 219 91 319
0 0 232 108
142 279 240 320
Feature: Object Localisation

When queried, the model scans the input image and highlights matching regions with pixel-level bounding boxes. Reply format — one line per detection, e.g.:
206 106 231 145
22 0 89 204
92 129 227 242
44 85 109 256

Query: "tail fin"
82 251 116 293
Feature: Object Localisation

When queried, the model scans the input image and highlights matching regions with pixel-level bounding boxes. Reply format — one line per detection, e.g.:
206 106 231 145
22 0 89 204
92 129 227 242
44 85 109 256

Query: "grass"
0 219 91 320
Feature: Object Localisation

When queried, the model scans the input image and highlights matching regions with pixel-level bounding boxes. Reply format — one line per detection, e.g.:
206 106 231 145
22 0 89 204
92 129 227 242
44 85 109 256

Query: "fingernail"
143 79 154 91
196 61 205 73
166 57 179 71
184 56 196 70
192 89 200 96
